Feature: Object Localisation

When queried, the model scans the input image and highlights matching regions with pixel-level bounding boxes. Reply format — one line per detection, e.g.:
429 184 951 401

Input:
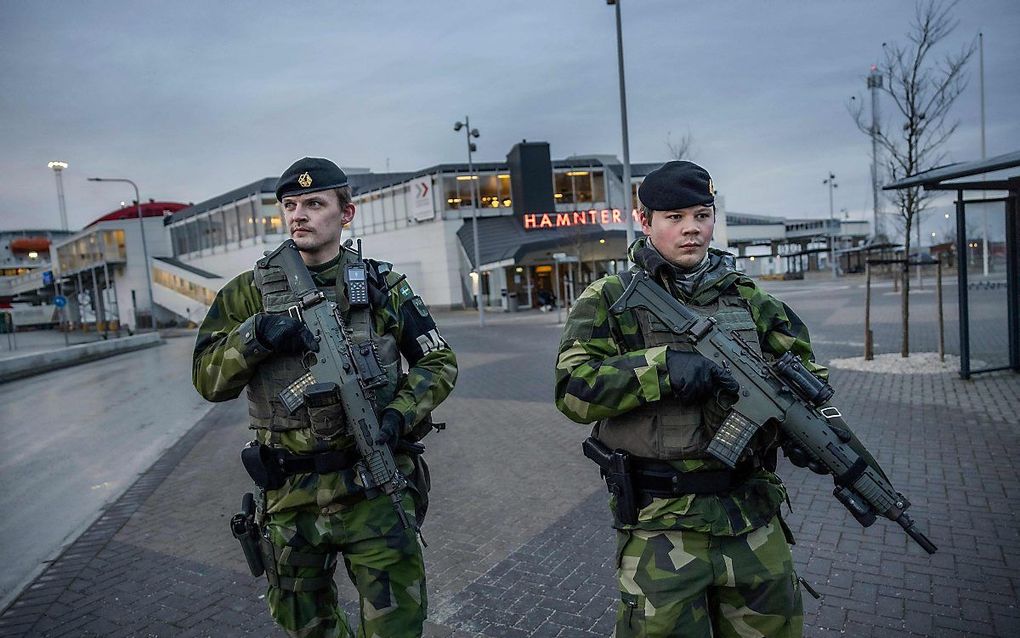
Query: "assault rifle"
259 239 411 530
610 270 936 554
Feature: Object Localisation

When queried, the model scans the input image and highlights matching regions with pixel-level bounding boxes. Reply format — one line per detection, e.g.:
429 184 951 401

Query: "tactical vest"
246 249 403 446
594 276 770 461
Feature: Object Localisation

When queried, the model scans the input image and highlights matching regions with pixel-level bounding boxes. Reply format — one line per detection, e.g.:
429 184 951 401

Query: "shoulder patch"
412 296 429 317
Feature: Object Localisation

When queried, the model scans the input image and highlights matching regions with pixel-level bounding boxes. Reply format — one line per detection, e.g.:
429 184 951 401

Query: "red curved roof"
86 201 188 228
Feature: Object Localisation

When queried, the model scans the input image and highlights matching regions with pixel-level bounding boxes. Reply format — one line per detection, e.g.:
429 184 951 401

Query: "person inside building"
554 160 826 637
193 157 457 638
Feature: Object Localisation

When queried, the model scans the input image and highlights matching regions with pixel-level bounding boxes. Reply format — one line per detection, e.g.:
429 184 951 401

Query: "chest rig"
595 278 766 461
246 249 403 446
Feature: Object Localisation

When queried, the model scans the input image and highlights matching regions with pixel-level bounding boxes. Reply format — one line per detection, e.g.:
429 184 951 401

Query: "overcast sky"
2 0 1017 240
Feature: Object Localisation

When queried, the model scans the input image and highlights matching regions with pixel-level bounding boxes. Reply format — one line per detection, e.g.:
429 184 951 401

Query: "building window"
554 170 604 205
443 172 510 211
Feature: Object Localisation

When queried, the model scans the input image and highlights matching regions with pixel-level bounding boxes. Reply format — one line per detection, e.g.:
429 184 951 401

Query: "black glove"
254 314 319 355
665 349 739 406
375 409 404 451
782 441 828 475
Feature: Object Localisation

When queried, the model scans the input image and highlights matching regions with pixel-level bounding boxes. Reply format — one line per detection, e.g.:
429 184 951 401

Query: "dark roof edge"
883 150 1020 190
166 178 277 225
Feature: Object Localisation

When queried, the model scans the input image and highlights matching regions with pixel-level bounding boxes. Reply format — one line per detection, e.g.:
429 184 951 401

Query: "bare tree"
849 0 974 357
665 130 696 161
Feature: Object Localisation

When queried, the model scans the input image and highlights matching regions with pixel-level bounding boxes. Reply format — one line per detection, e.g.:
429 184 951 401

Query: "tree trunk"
902 217 912 357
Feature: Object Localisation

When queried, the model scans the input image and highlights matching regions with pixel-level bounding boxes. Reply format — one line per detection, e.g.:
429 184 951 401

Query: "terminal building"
49 201 187 331
6 142 873 331
160 142 733 318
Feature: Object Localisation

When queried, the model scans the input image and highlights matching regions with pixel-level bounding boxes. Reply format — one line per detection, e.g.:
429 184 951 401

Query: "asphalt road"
0 334 212 609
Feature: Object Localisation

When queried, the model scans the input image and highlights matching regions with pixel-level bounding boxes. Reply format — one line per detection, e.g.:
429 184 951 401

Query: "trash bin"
507 292 519 312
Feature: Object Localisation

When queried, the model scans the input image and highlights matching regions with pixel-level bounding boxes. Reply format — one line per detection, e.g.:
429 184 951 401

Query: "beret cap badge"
275 157 348 201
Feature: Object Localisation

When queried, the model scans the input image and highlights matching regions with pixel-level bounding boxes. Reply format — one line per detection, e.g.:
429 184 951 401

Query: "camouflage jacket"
555 237 826 535
193 251 457 513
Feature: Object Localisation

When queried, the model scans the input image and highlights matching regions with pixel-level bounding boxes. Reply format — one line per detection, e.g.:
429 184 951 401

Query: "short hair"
335 186 353 208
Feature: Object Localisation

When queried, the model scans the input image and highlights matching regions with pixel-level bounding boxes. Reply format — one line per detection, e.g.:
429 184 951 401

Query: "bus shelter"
884 150 1020 379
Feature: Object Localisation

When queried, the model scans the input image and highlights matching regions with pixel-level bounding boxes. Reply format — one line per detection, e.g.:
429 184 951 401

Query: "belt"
271 446 360 476
631 458 757 498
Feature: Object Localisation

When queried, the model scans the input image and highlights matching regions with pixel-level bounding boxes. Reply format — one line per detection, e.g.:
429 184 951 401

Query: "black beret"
275 157 349 201
638 160 715 212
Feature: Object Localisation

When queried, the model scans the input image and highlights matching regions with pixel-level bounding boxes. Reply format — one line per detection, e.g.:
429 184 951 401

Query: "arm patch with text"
399 295 449 364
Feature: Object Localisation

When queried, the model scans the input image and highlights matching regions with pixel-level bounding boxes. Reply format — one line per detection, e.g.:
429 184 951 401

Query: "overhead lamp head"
454 121 464 131
469 142 477 153
470 128 480 138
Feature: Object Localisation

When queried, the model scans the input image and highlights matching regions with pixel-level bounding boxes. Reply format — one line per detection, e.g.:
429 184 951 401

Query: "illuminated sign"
522 208 641 230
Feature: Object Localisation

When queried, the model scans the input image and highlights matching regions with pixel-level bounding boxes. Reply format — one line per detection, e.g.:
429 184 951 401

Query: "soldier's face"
281 190 355 264
641 205 714 268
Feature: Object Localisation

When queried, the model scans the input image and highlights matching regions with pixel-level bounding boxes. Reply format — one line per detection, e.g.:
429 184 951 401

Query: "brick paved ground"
2 280 1018 637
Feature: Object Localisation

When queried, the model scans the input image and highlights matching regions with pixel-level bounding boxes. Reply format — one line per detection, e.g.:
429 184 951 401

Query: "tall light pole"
47 161 70 231
979 32 989 277
454 117 485 327
867 66 883 240
823 173 838 278
87 177 155 330
607 0 635 258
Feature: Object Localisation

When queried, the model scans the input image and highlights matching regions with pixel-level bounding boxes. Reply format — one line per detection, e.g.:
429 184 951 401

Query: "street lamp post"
47 161 70 231
87 177 155 330
607 0 635 260
867 67 883 240
823 173 838 278
453 117 485 327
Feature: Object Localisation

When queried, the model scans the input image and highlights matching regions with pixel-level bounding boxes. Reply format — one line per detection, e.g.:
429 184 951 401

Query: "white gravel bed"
826 352 982 375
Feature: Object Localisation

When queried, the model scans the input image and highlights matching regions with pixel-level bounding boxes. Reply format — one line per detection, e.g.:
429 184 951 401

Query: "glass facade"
443 173 512 211
554 170 605 206
55 230 127 273
170 196 280 257
152 266 217 306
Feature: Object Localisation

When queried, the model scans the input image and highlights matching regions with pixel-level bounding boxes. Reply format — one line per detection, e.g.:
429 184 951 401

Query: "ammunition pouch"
259 538 339 592
240 441 360 490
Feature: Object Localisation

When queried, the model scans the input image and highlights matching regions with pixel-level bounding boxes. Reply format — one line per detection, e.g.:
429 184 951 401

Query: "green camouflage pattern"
193 256 457 513
193 250 454 636
555 237 826 535
265 491 425 638
615 516 803 637
193 256 457 434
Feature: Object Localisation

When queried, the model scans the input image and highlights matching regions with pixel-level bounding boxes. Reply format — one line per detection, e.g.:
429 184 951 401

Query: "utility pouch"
229 492 265 577
304 382 346 439
241 441 286 491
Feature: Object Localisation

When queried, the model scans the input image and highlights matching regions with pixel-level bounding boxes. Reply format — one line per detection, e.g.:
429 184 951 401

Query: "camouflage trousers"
262 492 426 638
614 516 803 638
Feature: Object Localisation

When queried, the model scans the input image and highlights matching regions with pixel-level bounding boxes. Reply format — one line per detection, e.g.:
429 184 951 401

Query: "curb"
0 333 163 383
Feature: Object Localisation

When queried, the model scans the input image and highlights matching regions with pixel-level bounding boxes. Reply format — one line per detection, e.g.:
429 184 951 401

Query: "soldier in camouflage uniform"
193 157 457 638
555 161 826 637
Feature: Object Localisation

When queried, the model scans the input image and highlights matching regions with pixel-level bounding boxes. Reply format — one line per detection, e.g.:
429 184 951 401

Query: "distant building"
50 201 187 330
160 143 680 318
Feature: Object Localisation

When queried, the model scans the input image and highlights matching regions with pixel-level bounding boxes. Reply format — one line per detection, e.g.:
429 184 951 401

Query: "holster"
229 493 265 577
582 437 639 525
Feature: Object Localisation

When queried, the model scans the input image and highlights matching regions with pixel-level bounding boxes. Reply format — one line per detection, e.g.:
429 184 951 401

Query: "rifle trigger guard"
820 406 842 420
